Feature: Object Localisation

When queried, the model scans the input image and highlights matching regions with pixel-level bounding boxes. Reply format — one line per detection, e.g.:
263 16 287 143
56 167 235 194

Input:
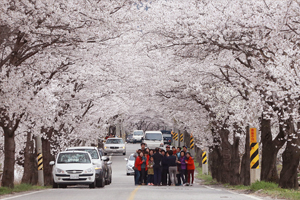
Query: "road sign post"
202 151 208 175
36 135 44 186
250 127 260 184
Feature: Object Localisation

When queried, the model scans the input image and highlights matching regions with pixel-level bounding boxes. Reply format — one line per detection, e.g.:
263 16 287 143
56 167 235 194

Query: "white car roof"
59 150 90 154
145 131 162 134
66 146 98 150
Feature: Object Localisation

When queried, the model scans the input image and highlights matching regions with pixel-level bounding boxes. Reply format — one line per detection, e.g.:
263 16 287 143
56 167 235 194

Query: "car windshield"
145 133 162 140
106 139 124 144
57 153 91 164
163 134 172 138
133 131 143 135
67 149 99 159
129 155 135 161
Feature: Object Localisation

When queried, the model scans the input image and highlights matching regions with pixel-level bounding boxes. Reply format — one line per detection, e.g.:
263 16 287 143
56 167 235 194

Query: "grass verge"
0 184 48 196
194 162 300 200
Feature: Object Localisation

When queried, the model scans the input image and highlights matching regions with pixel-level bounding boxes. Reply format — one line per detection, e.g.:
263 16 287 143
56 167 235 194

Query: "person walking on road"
153 147 163 186
185 152 195 186
167 150 177 186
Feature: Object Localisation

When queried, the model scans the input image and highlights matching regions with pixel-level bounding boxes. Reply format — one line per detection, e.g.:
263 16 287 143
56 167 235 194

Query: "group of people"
133 143 195 186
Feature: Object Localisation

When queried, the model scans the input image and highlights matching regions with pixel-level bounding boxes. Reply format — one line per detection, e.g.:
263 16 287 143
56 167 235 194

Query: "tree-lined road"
1 144 272 200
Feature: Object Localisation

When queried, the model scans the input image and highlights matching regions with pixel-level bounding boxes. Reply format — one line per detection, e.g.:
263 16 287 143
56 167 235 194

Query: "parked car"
126 134 134 143
50 151 96 188
161 130 172 145
104 137 126 155
124 153 135 175
132 130 144 143
66 146 112 186
142 131 164 149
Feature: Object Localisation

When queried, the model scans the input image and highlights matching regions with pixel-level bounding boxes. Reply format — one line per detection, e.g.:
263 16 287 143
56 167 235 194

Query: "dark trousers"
180 169 186 184
135 170 140 185
154 168 162 185
161 168 168 185
176 174 181 185
147 174 154 184
140 168 147 184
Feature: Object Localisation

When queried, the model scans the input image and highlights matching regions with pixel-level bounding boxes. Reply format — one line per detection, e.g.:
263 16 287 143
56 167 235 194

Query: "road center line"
127 185 141 200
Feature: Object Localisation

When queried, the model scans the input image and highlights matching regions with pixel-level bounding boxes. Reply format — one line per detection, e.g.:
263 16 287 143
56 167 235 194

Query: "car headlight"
122 146 125 149
85 167 94 173
56 168 65 174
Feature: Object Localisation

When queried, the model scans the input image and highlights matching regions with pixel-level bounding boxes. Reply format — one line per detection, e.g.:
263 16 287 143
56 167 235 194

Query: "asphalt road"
1 144 272 200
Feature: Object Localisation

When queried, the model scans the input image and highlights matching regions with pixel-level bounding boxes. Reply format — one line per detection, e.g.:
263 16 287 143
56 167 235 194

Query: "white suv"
142 131 164 149
132 130 144 143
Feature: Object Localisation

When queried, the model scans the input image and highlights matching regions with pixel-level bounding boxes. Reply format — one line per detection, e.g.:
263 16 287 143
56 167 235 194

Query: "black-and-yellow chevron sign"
250 142 259 169
190 134 194 149
37 153 43 170
174 132 178 141
202 151 207 164
180 133 183 142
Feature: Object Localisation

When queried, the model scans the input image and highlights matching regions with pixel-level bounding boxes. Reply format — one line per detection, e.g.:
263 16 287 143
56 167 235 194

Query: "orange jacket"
186 157 195 170
135 156 143 171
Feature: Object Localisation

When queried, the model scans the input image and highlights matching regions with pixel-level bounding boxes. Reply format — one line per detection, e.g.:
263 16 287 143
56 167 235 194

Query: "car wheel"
97 175 105 188
52 181 58 188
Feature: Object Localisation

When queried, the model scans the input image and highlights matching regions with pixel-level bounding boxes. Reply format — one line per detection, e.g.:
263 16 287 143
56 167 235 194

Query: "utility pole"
36 135 44 186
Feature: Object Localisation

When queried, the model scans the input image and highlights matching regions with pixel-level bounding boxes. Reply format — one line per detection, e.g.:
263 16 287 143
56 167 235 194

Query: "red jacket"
186 157 195 170
135 156 143 171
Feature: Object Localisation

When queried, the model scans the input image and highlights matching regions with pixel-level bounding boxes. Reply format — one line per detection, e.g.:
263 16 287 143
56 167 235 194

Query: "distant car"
132 130 144 143
162 131 172 145
104 137 126 155
125 153 135 175
66 146 112 186
126 134 134 143
143 131 164 149
50 151 96 188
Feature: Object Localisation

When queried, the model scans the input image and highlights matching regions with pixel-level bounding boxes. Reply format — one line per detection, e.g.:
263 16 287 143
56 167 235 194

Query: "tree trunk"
2 127 15 188
219 128 231 184
240 126 250 186
230 135 240 185
21 131 37 184
279 117 300 189
41 127 56 186
260 117 285 183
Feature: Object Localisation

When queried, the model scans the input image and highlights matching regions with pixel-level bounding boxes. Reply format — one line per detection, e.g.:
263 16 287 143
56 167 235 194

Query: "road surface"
1 144 272 200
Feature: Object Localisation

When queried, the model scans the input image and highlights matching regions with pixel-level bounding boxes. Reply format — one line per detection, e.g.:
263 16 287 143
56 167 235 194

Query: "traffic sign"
250 128 257 144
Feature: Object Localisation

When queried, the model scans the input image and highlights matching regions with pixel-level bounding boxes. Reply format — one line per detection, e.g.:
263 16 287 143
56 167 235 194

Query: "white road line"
227 190 263 200
1 190 47 200
205 186 263 200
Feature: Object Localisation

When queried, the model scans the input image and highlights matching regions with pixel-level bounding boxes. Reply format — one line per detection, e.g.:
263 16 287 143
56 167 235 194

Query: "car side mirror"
49 161 55 165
